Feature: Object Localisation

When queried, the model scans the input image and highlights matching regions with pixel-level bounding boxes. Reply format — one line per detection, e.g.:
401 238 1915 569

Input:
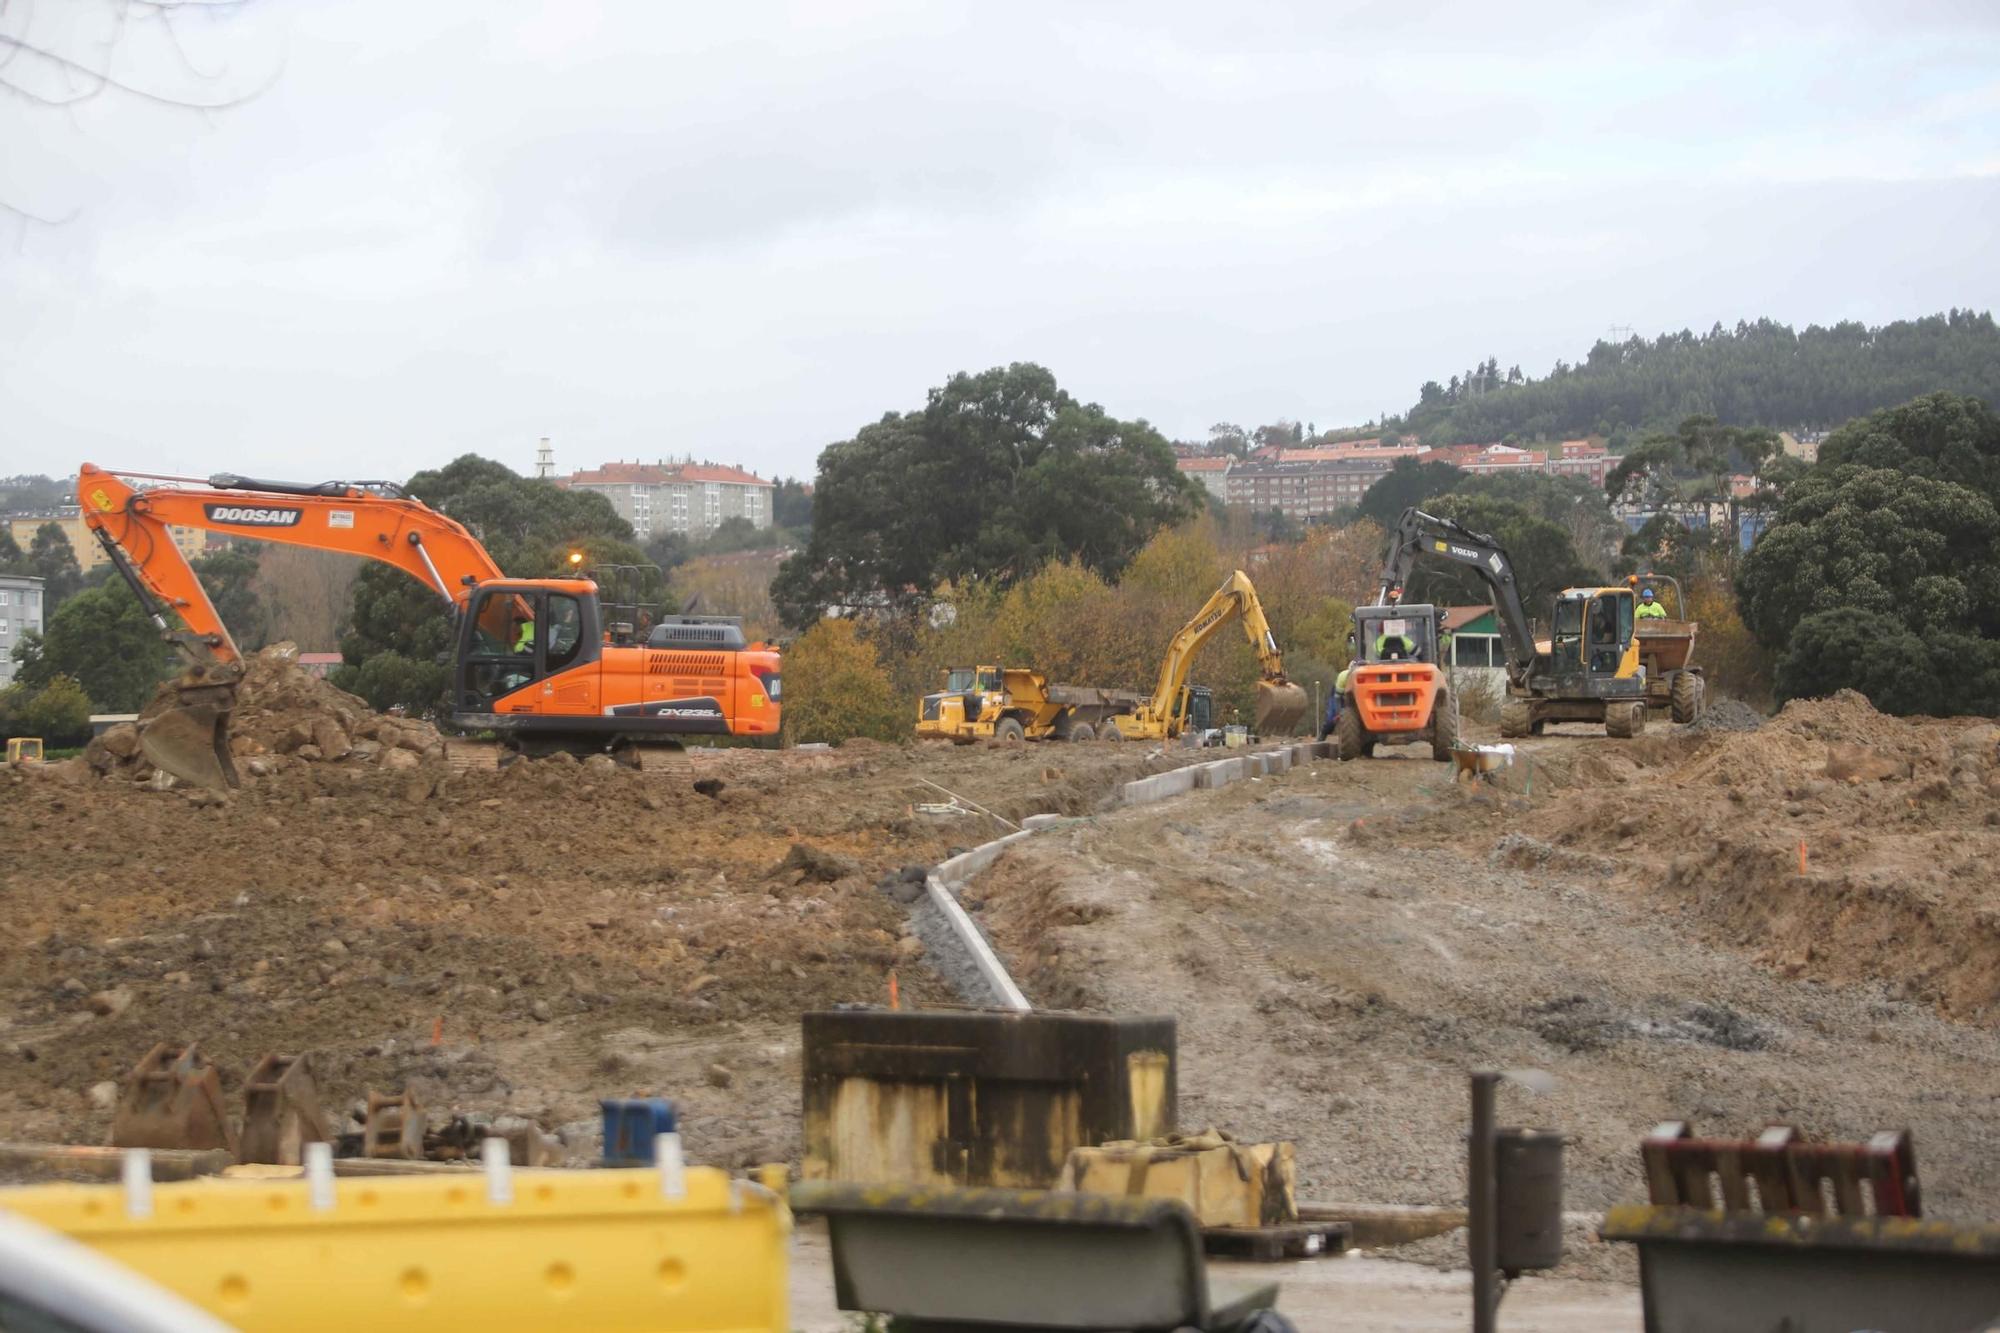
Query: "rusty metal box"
1060 1138 1297 1229
801 1009 1176 1189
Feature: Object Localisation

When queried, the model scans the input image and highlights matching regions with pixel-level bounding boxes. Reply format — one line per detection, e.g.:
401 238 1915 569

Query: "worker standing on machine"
1636 587 1667 620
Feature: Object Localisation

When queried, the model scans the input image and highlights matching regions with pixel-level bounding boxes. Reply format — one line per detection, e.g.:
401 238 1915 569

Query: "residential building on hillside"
3 508 207 573
1174 455 1232 500
1224 457 1393 520
1274 440 1423 465
1457 444 1548 476
1545 439 1612 487
0 574 45 685
562 461 775 540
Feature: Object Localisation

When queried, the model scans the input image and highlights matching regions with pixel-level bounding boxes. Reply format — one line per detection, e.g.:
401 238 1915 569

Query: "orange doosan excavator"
77 463 782 788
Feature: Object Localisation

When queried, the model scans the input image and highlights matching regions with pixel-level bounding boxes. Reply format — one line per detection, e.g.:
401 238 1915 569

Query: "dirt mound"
0 733 1197 1155
1498 688 2000 1020
85 643 445 783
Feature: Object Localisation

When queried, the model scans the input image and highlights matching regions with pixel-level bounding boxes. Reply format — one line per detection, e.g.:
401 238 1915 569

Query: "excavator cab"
1546 588 1638 681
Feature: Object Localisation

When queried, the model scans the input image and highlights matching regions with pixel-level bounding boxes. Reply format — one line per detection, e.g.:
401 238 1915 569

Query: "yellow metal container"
0 1165 788 1332
1060 1137 1297 1229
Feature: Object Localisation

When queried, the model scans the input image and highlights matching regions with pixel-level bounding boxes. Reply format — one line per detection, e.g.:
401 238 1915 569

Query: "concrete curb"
915 742 1326 1009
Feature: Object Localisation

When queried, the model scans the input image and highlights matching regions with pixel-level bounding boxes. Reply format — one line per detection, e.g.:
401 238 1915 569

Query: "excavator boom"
1132 570 1307 737
78 464 512 789
1376 508 1542 684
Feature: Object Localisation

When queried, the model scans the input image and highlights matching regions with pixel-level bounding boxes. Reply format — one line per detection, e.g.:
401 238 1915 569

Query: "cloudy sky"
3 0 1996 486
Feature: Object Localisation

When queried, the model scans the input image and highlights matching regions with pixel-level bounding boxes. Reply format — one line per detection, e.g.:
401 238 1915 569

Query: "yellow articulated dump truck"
917 666 1144 743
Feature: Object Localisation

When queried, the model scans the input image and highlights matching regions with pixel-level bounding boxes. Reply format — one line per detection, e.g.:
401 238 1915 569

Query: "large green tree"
1606 415 1782 559
1815 391 2000 503
12 582 176 712
1738 463 2000 715
772 363 1197 630
331 455 656 712
26 522 82 610
1356 457 1466 528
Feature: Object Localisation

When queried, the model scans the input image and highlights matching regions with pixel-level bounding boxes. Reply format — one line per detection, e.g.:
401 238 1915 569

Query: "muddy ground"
969 691 2000 1280
0 703 1195 1167
3 680 1997 1305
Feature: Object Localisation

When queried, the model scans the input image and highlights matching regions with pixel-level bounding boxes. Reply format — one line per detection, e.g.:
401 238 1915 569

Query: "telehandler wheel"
1333 701 1371 760
1499 699 1530 739
1670 670 1703 724
1099 724 1123 742
994 717 1026 743
1065 722 1095 742
1429 692 1459 762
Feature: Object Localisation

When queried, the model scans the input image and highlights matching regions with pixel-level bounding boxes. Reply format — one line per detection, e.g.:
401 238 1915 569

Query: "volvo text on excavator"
77 464 782 788
1101 570 1308 741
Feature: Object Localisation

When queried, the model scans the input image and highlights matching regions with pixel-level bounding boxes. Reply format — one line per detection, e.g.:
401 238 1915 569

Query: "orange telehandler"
77 463 781 788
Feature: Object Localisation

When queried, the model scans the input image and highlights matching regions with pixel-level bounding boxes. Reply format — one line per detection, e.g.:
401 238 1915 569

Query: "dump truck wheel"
1333 701 1369 760
1500 699 1530 739
994 717 1025 743
1430 692 1459 762
1670 670 1702 724
1065 722 1094 742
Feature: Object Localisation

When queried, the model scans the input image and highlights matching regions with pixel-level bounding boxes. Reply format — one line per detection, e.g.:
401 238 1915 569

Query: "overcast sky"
3 0 1996 487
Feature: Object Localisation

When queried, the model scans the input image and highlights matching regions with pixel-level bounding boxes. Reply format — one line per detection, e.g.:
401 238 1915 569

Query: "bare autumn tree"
252 545 357 651
1 0 276 228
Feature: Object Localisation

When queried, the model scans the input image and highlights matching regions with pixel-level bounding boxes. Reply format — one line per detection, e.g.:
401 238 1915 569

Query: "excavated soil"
956 696 2000 1285
0 707 1194 1169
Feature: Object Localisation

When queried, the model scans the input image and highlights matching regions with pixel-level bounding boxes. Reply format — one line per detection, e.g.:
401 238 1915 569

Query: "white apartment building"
562 461 775 541
0 574 46 685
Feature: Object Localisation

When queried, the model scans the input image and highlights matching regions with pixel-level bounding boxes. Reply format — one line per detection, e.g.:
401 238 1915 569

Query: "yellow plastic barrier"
0 1162 788 1332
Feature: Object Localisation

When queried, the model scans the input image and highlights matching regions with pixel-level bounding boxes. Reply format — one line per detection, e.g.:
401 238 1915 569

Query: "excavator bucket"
1255 680 1310 736
238 1053 330 1165
139 665 242 791
111 1042 238 1154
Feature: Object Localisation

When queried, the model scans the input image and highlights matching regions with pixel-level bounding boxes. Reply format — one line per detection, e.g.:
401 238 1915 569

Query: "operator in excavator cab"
1636 587 1667 620
513 614 535 653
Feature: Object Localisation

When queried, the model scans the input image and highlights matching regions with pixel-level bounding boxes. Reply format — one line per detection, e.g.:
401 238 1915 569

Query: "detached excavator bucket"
1255 679 1309 736
111 1042 238 1154
139 665 242 791
239 1052 330 1165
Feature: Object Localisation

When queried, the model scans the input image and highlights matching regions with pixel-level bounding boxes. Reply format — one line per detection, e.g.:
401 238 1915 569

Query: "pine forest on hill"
1390 309 2000 448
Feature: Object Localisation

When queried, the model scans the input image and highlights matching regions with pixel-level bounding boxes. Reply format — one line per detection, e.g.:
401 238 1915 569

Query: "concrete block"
1194 758 1243 789
936 828 1037 884
1290 744 1313 766
1121 767 1197 808
1267 749 1291 774
1310 741 1335 760
1021 813 1062 831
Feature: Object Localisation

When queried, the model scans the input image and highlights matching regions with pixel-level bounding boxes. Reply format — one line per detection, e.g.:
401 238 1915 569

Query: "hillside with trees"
1390 310 1999 446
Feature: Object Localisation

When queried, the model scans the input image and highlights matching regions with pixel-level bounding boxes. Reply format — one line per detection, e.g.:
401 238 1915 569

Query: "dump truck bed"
1042 683 1146 708
1635 619 1696 673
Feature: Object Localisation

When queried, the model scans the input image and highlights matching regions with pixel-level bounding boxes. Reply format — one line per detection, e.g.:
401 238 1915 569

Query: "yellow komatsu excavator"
1101 570 1309 741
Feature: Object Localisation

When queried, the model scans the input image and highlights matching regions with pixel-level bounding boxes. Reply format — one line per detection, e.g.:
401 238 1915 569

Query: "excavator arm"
76 463 508 787
1140 570 1308 736
1376 508 1542 683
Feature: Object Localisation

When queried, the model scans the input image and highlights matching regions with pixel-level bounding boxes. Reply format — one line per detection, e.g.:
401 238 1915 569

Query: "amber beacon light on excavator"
77 463 781 788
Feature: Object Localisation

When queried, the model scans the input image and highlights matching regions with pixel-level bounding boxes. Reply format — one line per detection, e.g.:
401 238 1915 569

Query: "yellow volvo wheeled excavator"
1101 570 1309 742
